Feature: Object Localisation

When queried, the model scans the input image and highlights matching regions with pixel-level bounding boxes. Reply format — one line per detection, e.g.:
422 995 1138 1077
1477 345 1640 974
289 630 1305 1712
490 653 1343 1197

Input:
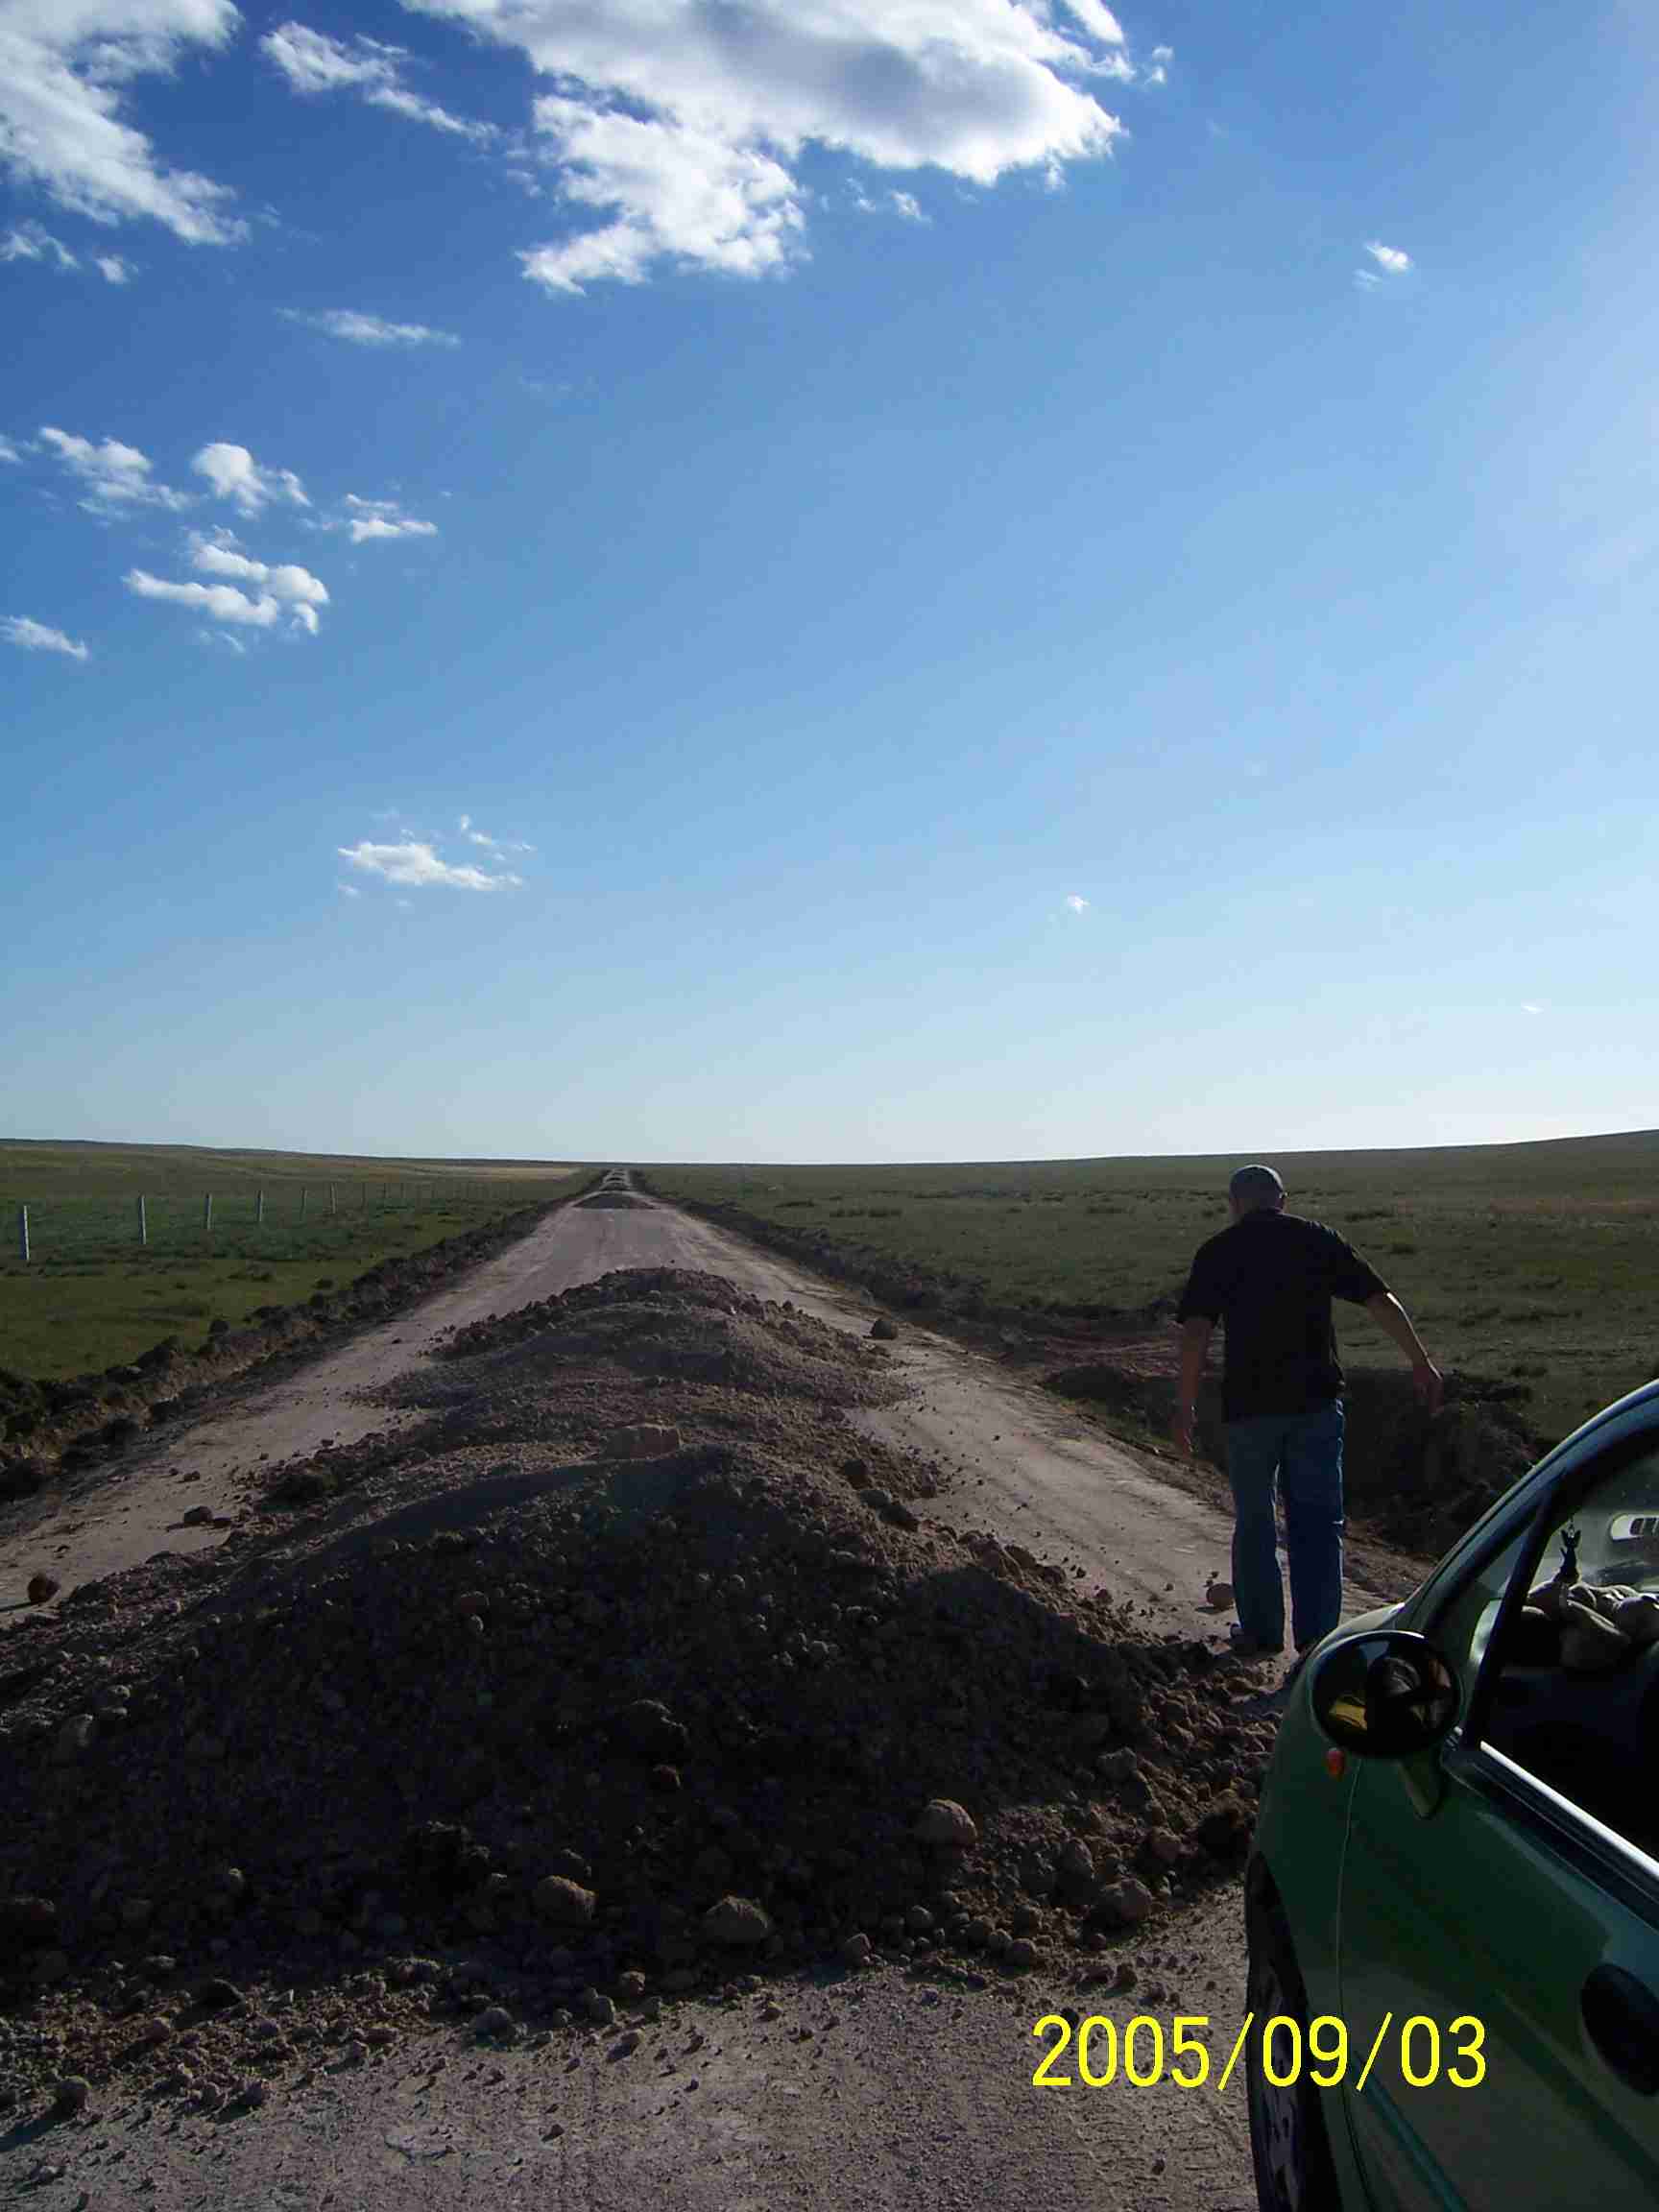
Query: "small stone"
1004 1937 1041 1970
26 1574 60 1605
585 1991 616 2026
474 2006 518 2042
1094 1879 1155 1929
870 1317 900 1341
51 2076 90 2116
181 1504 215 1527
54 1713 95 1763
616 1970 647 2001
1145 1827 1183 1868
611 2029 642 2057
840 1933 872 1967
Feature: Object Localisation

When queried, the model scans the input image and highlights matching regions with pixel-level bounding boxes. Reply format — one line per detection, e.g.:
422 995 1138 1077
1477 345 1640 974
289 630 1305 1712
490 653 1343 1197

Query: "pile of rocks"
0 1269 1274 2114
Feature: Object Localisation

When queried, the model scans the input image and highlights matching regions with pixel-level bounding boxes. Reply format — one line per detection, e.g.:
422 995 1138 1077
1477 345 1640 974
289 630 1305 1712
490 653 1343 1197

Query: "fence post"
137 1194 147 1246
361 1182 368 1211
328 1183 336 1216
203 1193 212 1235
17 1205 28 1264
256 1188 265 1227
301 1186 307 1220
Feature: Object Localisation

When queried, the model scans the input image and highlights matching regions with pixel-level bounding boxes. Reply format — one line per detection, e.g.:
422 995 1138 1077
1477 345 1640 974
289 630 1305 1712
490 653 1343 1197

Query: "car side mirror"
1310 1629 1461 1759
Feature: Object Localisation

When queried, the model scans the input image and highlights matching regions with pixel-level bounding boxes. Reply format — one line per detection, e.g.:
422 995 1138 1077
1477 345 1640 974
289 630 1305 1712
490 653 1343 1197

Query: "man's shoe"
1228 1624 1286 1660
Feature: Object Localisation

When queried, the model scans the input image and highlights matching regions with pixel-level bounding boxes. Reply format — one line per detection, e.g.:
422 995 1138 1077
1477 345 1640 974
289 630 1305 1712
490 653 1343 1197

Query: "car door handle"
1582 1965 1659 2096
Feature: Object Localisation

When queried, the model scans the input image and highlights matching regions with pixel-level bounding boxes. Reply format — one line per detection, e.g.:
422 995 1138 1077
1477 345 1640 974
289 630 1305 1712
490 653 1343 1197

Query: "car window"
1476 1439 1659 1860
1422 1521 1529 1703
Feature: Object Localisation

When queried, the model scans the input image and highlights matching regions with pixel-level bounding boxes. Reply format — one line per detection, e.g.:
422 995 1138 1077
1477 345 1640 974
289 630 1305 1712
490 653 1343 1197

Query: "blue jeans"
1225 1399 1345 1652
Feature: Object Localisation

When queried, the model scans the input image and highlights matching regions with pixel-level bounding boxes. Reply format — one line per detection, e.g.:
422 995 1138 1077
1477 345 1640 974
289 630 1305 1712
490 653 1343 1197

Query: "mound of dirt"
0 1268 1276 2119
423 1268 902 1408
574 1191 653 1210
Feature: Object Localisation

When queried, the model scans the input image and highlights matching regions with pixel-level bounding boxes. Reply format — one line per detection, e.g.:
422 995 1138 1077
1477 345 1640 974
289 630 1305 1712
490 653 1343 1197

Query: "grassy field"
648 1131 1659 1448
0 1142 582 1379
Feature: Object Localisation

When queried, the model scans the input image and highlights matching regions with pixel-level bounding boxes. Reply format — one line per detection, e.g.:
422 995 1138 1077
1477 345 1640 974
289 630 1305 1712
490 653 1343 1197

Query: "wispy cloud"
127 569 284 628
192 443 308 516
1065 893 1089 914
280 307 460 349
38 426 188 512
1521 1002 1544 1017
3 614 90 661
94 254 133 284
1144 43 1172 84
338 881 362 898
0 438 21 465
3 222 79 270
337 838 523 891
261 23 496 141
458 812 534 854
0 0 243 243
334 493 439 544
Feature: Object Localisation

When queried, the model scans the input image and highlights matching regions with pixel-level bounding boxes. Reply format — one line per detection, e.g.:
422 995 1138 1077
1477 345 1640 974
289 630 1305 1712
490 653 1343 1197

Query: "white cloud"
0 0 243 242
280 306 459 348
126 567 282 626
336 838 522 891
192 441 308 515
0 437 19 463
94 252 132 281
191 532 328 617
889 191 926 224
3 613 89 660
37 424 187 510
335 493 439 543
398 0 1127 292
338 880 361 897
1144 43 1172 84
260 22 495 140
1521 1002 1544 1017
1363 240 1412 276
1065 893 1089 913
2 220 78 268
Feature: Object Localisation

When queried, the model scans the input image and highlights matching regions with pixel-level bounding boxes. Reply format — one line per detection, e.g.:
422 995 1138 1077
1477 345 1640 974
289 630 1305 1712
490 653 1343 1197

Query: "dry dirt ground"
0 1183 1428 2210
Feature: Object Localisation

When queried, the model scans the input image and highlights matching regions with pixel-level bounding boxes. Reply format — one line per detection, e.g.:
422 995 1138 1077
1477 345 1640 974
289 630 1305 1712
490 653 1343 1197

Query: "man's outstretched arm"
1364 1291 1443 1412
1174 1315 1213 1455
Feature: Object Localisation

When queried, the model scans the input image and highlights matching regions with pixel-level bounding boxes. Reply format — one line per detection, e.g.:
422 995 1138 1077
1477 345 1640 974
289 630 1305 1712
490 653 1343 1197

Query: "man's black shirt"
1176 1211 1389 1420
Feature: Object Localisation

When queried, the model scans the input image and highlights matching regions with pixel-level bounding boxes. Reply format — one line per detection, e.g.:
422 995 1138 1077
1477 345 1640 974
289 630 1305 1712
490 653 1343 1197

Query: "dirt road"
4 1183 1340 2209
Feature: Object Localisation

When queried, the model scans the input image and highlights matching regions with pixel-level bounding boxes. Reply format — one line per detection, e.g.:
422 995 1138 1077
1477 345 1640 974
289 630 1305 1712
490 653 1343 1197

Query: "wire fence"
7 1182 539 1265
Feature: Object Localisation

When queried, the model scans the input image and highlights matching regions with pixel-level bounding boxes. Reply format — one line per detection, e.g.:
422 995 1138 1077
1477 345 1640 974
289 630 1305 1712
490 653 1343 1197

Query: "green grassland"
648 1131 1659 1449
0 1142 581 1380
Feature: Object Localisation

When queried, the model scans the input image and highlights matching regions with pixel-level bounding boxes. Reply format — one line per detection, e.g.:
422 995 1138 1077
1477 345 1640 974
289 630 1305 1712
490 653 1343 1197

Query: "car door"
1334 1410 1659 2212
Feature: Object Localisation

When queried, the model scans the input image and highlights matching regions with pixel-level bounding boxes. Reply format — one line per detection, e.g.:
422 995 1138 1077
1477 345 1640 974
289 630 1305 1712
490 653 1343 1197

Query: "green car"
1246 1376 1659 2211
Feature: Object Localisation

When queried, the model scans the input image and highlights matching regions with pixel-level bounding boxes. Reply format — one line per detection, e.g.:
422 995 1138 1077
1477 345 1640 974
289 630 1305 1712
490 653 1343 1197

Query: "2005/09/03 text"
1032 2011 1486 2092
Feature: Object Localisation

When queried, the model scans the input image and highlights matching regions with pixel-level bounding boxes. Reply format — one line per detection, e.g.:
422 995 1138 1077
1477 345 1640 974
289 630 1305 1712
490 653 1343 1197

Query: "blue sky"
4 0 1656 1165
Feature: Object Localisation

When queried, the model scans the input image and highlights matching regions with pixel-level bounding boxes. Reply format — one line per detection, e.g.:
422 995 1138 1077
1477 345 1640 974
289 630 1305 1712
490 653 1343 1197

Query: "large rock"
601 1425 682 1460
914 1799 977 1848
534 1876 597 1927
701 1895 772 1947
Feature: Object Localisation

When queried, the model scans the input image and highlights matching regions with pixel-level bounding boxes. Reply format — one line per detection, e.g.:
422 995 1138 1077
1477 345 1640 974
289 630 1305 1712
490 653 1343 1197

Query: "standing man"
1174 1165 1443 1664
